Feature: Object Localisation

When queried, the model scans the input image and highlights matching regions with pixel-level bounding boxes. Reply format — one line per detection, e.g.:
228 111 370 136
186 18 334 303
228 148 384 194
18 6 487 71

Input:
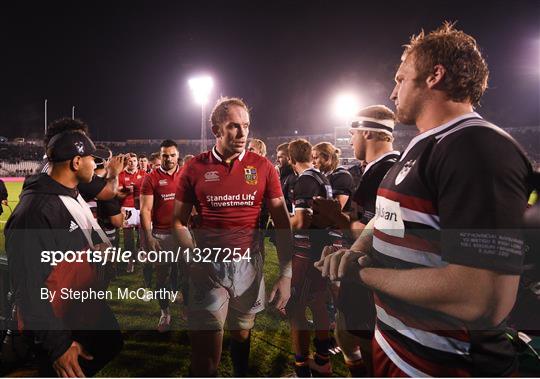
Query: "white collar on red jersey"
211 146 246 163
157 165 179 175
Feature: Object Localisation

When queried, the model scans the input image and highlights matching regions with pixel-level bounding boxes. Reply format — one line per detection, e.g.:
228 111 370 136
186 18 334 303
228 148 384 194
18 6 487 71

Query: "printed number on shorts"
185 248 251 263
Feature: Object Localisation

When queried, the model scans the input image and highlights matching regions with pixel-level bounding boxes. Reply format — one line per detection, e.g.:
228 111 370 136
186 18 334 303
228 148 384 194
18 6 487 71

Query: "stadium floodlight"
188 76 214 153
333 92 361 124
188 76 214 105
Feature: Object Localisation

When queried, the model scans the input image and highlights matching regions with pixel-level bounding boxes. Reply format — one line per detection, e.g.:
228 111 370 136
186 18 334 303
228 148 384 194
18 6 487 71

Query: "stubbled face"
349 129 367 161
215 105 250 155
311 149 330 172
390 54 428 125
160 146 178 171
75 155 96 183
276 150 289 168
138 157 148 171
126 156 138 172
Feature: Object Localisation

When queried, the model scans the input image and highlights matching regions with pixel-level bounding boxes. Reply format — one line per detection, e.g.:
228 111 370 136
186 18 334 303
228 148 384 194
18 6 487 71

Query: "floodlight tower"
188 76 214 153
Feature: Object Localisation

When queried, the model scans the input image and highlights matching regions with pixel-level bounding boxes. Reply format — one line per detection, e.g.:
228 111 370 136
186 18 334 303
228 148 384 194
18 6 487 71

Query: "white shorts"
122 207 140 227
187 251 265 330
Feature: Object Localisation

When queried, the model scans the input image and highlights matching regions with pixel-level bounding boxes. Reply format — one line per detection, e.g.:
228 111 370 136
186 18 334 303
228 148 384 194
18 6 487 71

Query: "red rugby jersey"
118 169 146 208
141 166 182 232
175 147 282 251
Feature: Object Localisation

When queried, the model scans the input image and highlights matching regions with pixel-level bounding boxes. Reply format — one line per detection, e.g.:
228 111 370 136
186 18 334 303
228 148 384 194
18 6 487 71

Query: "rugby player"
118 153 146 272
311 142 354 211
89 146 123 248
150 152 162 169
288 139 334 377
183 154 194 165
247 138 267 156
276 142 296 214
317 22 532 376
172 97 293 377
138 154 150 173
247 138 270 254
39 118 124 202
140 140 183 332
6 130 123 377
314 105 399 376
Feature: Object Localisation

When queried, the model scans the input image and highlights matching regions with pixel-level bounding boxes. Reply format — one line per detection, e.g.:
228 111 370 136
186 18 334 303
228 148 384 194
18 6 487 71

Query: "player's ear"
426 64 445 89
70 156 81 171
211 124 221 138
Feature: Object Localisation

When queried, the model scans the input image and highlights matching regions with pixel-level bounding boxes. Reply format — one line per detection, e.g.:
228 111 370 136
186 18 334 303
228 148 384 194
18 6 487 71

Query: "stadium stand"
0 126 538 176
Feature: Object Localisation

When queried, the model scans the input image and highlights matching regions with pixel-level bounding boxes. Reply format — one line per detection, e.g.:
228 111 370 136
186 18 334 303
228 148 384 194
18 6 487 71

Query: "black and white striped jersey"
370 112 532 376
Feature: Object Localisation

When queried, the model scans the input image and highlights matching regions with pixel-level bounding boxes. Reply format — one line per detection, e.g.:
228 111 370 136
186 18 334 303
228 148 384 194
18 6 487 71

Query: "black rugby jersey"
292 168 333 259
328 166 355 211
370 113 532 376
353 151 400 225
327 166 355 248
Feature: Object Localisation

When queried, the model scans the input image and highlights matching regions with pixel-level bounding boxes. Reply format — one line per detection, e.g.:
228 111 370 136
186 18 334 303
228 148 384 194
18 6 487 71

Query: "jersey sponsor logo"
137 175 142 179
395 159 415 185
69 220 79 232
159 179 168 186
160 193 175 201
244 166 258 185
374 196 404 238
204 170 220 182
206 191 257 207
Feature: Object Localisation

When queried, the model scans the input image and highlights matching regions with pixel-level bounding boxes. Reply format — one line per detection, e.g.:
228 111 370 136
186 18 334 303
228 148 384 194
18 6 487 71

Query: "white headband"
350 116 395 136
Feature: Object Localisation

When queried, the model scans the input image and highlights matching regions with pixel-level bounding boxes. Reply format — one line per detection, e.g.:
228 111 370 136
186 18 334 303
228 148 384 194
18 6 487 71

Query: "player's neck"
215 144 241 163
416 100 474 133
365 142 395 163
125 168 136 174
293 162 312 175
49 167 78 189
162 165 177 175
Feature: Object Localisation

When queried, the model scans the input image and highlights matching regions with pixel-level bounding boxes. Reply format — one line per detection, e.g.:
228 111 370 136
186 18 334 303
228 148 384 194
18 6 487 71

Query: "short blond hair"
357 105 396 122
249 138 267 156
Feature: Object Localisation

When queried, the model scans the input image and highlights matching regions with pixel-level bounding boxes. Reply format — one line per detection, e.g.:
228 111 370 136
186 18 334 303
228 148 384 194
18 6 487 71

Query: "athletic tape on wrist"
280 262 293 278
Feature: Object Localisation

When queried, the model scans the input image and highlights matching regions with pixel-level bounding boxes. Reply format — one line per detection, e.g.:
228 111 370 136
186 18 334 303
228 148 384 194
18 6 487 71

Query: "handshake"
313 246 374 283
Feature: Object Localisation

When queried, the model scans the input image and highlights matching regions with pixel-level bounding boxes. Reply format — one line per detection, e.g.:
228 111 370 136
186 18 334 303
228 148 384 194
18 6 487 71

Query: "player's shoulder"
243 151 275 170
435 119 526 161
330 166 353 178
144 168 159 181
299 168 326 184
189 151 213 166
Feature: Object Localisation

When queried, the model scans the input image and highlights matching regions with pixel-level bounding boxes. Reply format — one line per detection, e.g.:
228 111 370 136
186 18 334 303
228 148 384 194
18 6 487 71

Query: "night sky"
1 0 538 141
